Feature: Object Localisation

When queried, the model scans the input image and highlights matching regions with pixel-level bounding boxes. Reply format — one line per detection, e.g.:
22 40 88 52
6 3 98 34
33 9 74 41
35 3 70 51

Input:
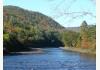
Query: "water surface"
4 48 96 70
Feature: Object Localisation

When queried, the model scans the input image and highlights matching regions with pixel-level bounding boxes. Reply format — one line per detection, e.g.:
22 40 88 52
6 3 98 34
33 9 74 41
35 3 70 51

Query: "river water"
4 48 96 70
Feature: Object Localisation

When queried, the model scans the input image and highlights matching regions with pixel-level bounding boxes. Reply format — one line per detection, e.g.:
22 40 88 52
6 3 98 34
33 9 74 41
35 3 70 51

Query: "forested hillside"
3 6 65 52
3 6 96 53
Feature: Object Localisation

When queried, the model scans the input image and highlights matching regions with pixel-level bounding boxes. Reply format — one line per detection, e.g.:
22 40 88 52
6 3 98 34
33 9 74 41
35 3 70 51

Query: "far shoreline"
60 47 96 55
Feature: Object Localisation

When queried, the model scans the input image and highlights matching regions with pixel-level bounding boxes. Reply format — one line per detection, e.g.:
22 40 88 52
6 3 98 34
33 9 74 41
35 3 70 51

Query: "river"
4 48 96 70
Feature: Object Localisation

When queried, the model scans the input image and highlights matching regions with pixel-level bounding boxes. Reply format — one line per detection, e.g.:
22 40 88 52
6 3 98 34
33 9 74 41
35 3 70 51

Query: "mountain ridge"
3 5 64 30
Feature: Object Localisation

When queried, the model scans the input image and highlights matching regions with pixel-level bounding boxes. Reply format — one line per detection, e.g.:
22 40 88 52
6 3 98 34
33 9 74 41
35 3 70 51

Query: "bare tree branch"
51 0 96 22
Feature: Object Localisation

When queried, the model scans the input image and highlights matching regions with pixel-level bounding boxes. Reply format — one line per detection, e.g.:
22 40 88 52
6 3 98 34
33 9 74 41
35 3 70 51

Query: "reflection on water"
4 48 96 70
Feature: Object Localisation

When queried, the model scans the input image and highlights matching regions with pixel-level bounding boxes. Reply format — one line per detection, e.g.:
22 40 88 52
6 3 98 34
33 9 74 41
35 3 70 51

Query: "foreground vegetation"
3 6 96 54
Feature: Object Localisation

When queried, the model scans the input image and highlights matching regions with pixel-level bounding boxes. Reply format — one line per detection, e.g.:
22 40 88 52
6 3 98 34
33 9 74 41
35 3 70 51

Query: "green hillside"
3 6 96 54
3 5 65 52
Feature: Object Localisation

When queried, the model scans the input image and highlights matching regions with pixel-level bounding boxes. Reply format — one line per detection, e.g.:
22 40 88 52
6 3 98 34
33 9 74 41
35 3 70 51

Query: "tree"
61 30 79 47
80 21 89 48
87 25 96 51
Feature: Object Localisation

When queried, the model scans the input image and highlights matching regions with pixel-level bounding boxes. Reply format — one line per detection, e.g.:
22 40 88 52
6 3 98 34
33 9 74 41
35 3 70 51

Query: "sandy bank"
60 47 96 55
